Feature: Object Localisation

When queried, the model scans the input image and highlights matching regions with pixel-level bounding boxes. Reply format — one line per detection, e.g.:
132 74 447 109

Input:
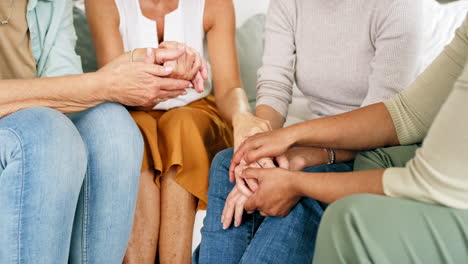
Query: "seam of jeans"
81 171 90 264
251 214 255 239
0 128 25 264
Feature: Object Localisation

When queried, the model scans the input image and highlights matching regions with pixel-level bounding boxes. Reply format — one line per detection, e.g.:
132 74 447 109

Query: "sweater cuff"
256 96 289 118
384 98 425 145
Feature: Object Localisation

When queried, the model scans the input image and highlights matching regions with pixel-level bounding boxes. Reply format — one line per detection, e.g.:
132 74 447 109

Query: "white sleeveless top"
115 0 211 110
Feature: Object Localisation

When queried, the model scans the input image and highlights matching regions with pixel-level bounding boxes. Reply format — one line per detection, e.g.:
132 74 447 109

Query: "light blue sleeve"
40 1 83 77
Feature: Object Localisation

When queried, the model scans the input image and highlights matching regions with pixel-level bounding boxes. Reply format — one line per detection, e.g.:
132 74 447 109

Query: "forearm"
255 104 285 129
294 169 385 204
216 87 251 126
0 73 106 118
288 103 399 151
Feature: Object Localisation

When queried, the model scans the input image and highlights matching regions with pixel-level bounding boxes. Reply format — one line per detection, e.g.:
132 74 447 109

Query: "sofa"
72 0 468 252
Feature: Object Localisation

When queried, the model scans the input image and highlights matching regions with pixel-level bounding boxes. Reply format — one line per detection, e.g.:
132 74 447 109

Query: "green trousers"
313 145 468 264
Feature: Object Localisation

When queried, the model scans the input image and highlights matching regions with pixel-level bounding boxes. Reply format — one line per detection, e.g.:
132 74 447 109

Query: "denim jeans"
0 103 143 264
193 148 353 264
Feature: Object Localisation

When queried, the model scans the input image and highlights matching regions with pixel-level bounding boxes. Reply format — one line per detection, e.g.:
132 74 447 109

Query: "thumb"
241 168 262 181
155 45 185 64
244 196 257 212
276 154 290 170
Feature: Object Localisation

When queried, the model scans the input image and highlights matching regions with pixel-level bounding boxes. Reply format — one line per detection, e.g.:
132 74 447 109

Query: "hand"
159 41 208 93
242 167 301 217
276 147 330 171
221 157 275 229
232 112 272 151
99 48 192 107
229 128 295 180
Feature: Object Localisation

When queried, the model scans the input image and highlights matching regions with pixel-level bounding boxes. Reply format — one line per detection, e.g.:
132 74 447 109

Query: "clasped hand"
98 42 208 108
222 122 308 229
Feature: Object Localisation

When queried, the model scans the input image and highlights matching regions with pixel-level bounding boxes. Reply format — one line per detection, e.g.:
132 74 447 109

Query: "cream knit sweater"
384 14 468 209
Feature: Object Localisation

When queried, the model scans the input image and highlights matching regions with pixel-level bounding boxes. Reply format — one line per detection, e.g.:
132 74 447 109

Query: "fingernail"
183 91 187 95
188 83 194 88
146 48 153 57
165 66 173 72
178 44 185 50
223 224 228 230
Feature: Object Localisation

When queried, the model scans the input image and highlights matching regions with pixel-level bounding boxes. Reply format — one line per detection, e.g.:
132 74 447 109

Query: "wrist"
232 111 253 126
92 72 114 102
283 126 300 148
290 171 305 197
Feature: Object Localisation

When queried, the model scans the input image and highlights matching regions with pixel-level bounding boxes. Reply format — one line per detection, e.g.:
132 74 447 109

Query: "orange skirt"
129 95 233 210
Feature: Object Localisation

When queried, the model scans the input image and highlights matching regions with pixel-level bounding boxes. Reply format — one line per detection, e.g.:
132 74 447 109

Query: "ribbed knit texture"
256 0 423 120
383 16 468 209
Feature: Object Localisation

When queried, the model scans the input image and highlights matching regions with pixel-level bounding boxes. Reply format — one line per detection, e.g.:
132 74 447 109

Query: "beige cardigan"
383 14 468 209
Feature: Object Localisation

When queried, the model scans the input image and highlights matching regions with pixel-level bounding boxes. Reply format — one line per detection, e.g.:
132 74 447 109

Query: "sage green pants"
313 145 468 264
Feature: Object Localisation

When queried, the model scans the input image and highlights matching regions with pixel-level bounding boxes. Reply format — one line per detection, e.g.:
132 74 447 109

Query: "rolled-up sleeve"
40 1 83 77
384 64 468 209
382 16 468 209
256 0 296 118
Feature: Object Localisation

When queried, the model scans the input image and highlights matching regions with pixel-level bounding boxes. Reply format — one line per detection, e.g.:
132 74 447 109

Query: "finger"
245 145 275 165
141 63 174 77
201 58 209 80
235 179 253 197
189 51 202 78
158 41 179 48
257 158 275 169
158 89 187 99
144 48 156 64
276 154 290 170
232 134 264 163
245 178 259 192
240 168 263 181
156 78 192 90
260 211 269 217
193 72 204 93
222 191 240 229
163 60 177 72
221 189 236 223
154 46 186 64
230 144 256 182
234 196 248 227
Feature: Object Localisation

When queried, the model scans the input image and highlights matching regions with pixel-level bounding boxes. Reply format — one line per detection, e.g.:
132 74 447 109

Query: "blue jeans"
193 148 353 264
0 103 143 264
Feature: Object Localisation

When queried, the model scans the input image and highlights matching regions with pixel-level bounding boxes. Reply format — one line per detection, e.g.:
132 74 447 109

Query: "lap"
354 144 420 171
315 194 468 264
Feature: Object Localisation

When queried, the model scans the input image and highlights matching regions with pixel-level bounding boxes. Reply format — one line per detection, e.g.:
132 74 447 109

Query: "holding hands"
222 126 332 226
98 42 208 108
221 112 274 229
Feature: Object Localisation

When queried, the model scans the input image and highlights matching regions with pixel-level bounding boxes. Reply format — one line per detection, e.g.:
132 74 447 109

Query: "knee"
158 107 201 134
319 194 377 237
77 103 143 181
3 107 87 185
207 148 234 196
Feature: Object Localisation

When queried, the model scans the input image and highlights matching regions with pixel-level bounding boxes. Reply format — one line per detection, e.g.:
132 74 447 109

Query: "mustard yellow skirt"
129 95 233 210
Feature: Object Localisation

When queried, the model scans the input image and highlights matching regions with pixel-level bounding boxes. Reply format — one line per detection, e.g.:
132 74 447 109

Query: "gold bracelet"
130 49 137 63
